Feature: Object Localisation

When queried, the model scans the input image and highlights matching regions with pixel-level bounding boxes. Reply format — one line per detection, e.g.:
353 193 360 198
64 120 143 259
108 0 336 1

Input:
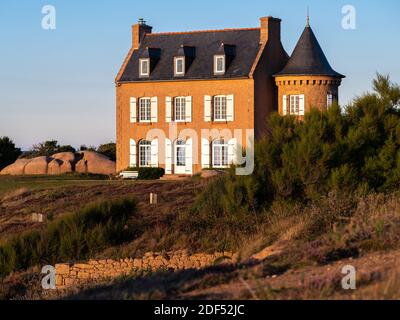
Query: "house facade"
115 16 344 175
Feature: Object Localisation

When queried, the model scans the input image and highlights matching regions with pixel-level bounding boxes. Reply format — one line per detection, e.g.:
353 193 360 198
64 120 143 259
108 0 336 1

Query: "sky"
0 0 399 150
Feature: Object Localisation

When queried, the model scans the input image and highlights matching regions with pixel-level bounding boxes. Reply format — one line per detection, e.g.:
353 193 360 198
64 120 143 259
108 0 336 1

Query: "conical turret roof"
276 24 345 78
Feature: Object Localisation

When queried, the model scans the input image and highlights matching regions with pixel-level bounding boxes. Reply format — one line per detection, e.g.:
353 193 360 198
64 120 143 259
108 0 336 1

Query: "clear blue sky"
1 0 399 150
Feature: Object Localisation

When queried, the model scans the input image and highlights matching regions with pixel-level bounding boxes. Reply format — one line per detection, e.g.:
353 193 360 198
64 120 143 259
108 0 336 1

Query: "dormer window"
139 47 161 78
139 58 150 77
214 55 225 75
174 57 185 76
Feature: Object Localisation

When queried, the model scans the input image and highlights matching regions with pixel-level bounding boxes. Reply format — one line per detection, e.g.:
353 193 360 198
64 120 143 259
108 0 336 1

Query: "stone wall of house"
55 250 237 288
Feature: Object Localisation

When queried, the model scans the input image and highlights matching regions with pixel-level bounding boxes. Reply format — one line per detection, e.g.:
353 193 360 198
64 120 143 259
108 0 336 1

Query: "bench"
119 171 139 180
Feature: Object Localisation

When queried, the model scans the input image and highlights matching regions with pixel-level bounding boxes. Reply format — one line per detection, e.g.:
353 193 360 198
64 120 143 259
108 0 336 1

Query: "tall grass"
0 198 138 278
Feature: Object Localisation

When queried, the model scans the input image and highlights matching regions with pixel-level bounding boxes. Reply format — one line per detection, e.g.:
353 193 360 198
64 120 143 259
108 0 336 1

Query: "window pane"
139 141 151 167
139 98 151 121
213 140 228 167
174 97 186 121
141 60 148 75
216 57 224 72
214 96 227 120
176 140 186 166
176 59 183 74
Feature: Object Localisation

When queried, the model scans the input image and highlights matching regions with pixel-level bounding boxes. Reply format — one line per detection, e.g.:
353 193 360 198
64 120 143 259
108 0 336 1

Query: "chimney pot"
132 18 152 49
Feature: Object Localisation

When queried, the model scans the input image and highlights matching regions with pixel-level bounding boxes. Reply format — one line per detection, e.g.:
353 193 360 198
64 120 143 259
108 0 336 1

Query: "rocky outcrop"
0 151 115 176
0 159 31 175
55 250 238 289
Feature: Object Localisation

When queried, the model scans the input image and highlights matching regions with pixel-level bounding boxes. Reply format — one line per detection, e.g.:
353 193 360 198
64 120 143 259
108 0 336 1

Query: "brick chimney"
132 18 152 49
260 16 281 44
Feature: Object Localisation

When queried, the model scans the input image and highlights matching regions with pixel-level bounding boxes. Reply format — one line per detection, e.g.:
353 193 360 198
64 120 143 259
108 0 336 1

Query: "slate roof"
275 25 345 78
119 28 261 82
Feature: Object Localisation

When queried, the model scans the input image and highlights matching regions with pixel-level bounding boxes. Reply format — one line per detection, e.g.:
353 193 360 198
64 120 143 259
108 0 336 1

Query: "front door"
175 140 186 174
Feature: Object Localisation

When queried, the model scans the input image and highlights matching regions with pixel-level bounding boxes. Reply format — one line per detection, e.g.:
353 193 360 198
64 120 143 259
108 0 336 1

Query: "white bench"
119 171 139 180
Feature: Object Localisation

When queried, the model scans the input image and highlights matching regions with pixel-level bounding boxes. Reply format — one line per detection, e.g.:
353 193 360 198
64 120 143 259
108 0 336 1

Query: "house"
115 16 344 175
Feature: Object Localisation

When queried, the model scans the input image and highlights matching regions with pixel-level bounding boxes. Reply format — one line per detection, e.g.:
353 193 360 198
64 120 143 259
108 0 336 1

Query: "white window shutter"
129 139 136 167
151 97 158 123
327 94 333 108
166 97 172 122
204 95 212 122
228 138 237 165
299 95 305 116
201 138 210 168
282 95 287 115
227 95 234 121
165 138 172 174
130 97 137 123
185 96 192 123
151 139 158 168
185 138 193 174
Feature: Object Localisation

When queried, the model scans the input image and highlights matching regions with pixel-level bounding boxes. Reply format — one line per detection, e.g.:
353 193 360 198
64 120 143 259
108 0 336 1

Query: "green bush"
125 167 165 180
187 74 400 236
0 198 138 278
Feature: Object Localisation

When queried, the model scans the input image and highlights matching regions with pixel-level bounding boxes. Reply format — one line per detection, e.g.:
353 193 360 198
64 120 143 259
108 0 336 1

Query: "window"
139 140 151 167
214 96 227 121
176 140 186 167
327 93 334 108
174 57 185 76
174 97 186 122
214 55 225 74
139 59 150 77
213 139 228 168
139 98 151 122
289 95 300 115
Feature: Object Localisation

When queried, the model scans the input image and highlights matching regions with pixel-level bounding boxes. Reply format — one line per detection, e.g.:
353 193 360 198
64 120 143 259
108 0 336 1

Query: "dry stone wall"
55 250 237 288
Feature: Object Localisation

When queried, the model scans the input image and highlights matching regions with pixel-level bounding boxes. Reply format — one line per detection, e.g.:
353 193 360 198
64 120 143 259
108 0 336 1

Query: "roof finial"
306 6 310 27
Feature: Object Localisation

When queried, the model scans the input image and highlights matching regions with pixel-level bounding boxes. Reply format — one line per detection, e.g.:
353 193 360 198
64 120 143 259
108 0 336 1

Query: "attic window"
214 55 225 75
174 57 185 76
139 58 150 77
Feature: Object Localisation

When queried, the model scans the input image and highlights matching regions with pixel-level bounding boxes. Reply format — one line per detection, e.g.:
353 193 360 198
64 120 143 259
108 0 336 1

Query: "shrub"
97 143 116 161
125 167 165 180
0 198 138 278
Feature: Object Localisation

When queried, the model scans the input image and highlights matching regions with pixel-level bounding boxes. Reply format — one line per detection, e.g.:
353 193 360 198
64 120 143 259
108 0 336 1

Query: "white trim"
201 138 210 169
299 94 305 116
185 138 193 174
283 95 287 115
151 97 158 123
228 138 237 165
213 95 228 122
174 57 185 76
129 139 136 167
327 93 333 108
138 97 151 123
204 96 212 122
139 58 150 77
174 96 186 122
212 139 229 168
166 97 172 123
151 139 159 168
226 94 234 122
165 138 172 174
185 96 192 123
130 97 137 123
214 55 225 75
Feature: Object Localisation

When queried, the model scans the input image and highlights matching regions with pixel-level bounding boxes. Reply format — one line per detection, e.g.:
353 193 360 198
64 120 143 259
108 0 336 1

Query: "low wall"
55 250 237 288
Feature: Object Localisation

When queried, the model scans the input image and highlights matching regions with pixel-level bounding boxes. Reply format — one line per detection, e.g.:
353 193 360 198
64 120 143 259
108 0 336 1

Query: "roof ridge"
147 27 260 36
